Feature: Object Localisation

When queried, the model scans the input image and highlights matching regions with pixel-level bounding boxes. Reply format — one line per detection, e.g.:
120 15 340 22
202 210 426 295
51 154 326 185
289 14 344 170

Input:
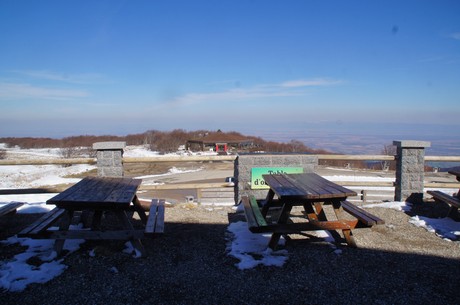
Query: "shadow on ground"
0 209 459 304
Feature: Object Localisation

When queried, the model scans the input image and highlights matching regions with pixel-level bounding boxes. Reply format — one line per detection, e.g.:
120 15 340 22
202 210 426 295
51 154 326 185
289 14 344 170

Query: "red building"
186 132 253 154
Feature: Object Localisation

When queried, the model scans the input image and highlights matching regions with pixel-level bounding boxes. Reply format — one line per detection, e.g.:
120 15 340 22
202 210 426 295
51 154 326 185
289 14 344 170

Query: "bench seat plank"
0 202 24 217
428 190 460 219
18 207 66 237
428 190 460 208
341 201 384 226
249 219 361 234
242 195 268 232
145 198 165 235
29 208 67 235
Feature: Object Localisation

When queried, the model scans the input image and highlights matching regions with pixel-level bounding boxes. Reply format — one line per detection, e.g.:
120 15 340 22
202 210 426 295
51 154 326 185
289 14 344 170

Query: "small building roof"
187 132 253 145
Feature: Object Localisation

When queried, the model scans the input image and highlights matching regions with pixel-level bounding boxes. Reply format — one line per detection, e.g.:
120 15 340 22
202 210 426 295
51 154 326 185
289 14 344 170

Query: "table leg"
268 203 293 249
306 201 343 245
332 201 357 247
303 203 319 221
261 189 275 217
91 210 103 230
114 210 146 257
313 202 327 220
132 195 148 225
54 210 74 255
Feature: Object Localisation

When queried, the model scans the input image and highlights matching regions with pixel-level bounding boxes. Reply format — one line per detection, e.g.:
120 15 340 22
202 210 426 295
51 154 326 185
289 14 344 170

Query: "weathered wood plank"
428 190 460 208
0 158 96 166
341 201 384 226
249 219 360 233
428 190 460 215
103 179 142 203
155 199 165 233
123 155 236 163
448 170 460 182
289 173 356 199
145 198 165 235
47 177 101 204
0 188 66 195
132 195 148 224
201 187 235 193
0 202 24 216
48 177 141 209
288 173 333 197
262 175 304 197
242 196 259 229
242 195 268 231
114 210 146 257
18 207 66 237
263 173 356 200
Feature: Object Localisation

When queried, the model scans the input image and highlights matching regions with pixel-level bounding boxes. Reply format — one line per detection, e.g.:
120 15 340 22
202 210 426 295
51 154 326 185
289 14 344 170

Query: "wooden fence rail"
0 158 96 166
318 155 395 161
1 154 459 202
1 154 459 166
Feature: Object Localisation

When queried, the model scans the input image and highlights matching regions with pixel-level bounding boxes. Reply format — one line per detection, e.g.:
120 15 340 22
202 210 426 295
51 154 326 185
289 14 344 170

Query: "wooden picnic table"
243 173 384 249
19 176 165 257
428 170 460 220
448 170 460 182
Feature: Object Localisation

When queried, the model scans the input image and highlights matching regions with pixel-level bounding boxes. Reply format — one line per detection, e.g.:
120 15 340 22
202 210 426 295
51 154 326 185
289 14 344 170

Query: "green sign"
251 167 304 189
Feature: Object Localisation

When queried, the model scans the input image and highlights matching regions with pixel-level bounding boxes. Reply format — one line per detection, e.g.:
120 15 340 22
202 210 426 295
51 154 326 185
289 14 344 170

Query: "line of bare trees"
1 130 402 172
0 132 408 171
0 129 332 155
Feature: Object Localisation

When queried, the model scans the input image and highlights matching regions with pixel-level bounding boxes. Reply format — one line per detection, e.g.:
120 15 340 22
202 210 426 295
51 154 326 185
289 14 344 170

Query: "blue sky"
1 0 459 138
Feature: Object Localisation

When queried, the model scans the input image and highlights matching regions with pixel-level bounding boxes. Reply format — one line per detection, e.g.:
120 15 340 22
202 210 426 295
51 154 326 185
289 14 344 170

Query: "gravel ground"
1 200 460 305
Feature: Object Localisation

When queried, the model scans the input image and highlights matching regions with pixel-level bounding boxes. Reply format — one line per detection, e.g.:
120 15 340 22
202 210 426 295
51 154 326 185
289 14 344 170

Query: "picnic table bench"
18 177 165 257
242 173 384 249
427 170 460 220
0 202 24 217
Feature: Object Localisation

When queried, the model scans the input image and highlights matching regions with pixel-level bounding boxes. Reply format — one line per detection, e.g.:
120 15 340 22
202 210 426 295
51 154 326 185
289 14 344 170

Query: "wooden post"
361 190 367 203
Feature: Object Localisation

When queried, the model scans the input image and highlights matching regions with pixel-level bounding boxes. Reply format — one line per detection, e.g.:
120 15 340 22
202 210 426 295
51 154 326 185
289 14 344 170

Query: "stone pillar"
92 142 126 177
393 140 430 203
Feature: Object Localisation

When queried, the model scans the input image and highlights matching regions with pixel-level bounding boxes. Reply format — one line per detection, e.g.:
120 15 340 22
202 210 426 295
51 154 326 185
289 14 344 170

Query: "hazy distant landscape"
250 124 460 156
2 124 459 167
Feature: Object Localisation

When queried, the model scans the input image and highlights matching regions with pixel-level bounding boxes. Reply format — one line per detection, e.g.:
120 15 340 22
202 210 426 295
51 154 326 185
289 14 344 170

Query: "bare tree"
59 146 81 159
289 140 310 152
381 144 396 170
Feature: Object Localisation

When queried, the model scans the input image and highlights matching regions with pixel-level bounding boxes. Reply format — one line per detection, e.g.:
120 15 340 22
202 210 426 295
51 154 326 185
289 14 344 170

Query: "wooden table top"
47 176 142 209
262 173 357 200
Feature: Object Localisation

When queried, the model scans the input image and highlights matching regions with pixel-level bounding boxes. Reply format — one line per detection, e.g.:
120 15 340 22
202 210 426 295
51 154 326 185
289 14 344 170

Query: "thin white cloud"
11 70 108 84
164 78 343 107
0 82 89 100
205 79 241 87
168 85 304 107
280 78 343 88
450 32 460 40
